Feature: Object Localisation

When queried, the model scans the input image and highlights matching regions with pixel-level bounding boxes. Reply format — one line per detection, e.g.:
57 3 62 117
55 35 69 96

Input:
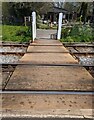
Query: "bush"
2 25 31 42
61 24 93 42
61 27 70 38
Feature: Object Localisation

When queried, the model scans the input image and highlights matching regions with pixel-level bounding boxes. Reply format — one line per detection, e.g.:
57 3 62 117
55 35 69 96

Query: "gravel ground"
0 46 27 63
0 45 94 65
79 57 94 65
0 55 22 63
76 47 94 52
66 44 94 77
0 47 27 52
67 45 94 66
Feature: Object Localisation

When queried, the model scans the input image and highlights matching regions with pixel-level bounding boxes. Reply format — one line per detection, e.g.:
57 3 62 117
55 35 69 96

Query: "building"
41 6 69 24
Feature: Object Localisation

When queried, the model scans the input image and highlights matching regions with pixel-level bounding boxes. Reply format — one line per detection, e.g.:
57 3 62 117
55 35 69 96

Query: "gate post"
32 11 36 42
57 13 63 40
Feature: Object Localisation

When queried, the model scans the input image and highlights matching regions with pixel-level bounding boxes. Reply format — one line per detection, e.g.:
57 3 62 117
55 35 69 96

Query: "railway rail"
1 42 94 47
1 63 94 67
63 44 94 47
0 44 28 47
1 51 94 55
1 90 94 95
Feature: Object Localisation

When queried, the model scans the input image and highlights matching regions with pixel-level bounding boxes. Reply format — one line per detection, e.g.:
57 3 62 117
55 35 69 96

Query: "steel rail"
62 42 94 44
64 45 94 47
1 51 94 55
70 52 94 54
1 63 94 67
1 52 25 55
1 51 69 54
63 44 94 47
1 43 94 47
1 90 94 95
29 44 63 46
0 44 28 47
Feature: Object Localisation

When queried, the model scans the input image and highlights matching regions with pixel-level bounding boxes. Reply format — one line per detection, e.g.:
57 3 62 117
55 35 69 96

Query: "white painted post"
24 17 26 26
32 12 36 42
57 13 63 40
35 12 36 39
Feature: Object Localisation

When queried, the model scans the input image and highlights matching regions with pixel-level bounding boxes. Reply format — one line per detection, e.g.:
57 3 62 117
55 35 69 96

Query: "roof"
47 6 68 14
40 6 69 14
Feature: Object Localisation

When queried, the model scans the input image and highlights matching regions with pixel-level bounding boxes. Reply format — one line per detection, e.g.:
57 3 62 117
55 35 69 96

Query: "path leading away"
2 39 94 119
36 29 57 39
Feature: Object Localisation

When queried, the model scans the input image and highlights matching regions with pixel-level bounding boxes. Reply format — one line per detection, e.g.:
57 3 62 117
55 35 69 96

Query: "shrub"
2 25 31 42
61 27 71 38
61 24 93 42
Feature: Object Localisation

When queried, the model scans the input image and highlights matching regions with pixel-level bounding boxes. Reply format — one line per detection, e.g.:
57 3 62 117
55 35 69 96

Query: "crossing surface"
2 39 94 119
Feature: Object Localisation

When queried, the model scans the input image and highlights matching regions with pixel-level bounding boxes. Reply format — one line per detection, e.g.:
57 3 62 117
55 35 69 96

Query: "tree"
2 2 53 25
79 2 88 24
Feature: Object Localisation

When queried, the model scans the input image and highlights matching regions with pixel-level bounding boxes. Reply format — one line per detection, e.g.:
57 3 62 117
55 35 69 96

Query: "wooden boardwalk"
2 39 94 119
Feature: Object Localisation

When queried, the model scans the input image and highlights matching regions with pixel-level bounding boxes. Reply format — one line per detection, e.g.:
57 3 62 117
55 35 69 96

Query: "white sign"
57 13 63 40
32 12 36 42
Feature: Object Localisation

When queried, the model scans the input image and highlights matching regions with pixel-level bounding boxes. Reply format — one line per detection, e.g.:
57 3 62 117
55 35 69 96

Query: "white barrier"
57 13 63 40
32 12 36 42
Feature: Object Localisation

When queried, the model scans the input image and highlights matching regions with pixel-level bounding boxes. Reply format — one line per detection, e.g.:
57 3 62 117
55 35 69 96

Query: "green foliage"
2 25 31 42
61 24 93 42
37 23 57 29
0 25 2 36
61 27 70 38
2 2 53 25
37 23 49 29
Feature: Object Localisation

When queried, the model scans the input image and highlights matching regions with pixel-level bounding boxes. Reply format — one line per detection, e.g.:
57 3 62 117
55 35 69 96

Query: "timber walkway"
2 39 94 119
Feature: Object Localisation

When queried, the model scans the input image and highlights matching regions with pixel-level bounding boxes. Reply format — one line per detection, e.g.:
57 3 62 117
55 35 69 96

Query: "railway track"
1 42 94 77
1 41 94 119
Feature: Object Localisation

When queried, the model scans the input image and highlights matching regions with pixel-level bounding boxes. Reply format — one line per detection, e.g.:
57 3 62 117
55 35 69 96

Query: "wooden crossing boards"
2 40 94 119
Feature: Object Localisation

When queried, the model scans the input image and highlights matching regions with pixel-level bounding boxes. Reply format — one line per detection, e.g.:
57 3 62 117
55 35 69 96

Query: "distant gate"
31 12 63 41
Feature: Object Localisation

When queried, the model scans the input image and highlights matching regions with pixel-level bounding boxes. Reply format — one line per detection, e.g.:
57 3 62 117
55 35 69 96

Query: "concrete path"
36 29 57 39
2 39 94 119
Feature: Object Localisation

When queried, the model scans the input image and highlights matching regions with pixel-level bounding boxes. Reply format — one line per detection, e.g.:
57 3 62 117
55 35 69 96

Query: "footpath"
2 40 94 119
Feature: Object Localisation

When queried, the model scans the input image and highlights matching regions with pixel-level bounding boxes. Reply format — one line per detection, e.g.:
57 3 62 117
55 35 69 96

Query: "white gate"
57 13 63 40
32 12 63 41
32 11 36 42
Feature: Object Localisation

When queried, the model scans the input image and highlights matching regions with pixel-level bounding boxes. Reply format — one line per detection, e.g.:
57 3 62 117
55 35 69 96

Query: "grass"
37 23 57 29
0 25 2 36
2 25 31 43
